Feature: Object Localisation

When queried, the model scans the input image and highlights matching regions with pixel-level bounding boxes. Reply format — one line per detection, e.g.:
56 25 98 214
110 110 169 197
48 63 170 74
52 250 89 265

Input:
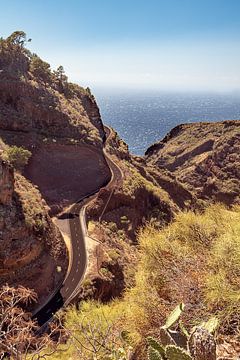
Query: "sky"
1 0 240 92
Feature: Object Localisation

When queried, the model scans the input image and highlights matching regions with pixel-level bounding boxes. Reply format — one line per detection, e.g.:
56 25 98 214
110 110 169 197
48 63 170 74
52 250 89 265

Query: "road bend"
35 126 123 325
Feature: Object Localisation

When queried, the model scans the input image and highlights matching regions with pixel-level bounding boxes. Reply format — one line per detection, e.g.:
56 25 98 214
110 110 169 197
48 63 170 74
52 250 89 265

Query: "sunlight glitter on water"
96 92 240 155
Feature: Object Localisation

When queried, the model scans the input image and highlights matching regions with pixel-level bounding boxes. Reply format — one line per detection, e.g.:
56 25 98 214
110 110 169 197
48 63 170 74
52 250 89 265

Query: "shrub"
30 54 52 85
99 267 113 279
107 249 121 263
117 229 125 239
48 301 129 360
124 204 240 343
4 145 31 170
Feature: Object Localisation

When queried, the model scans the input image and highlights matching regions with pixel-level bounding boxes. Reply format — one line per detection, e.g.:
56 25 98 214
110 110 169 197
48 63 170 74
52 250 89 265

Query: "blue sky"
1 0 240 92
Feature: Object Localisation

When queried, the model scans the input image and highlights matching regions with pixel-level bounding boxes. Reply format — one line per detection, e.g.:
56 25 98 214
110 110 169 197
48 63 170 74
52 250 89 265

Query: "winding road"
35 126 123 325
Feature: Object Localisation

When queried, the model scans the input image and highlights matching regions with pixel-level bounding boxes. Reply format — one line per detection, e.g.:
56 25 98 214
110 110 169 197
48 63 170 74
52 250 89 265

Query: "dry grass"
124 204 240 342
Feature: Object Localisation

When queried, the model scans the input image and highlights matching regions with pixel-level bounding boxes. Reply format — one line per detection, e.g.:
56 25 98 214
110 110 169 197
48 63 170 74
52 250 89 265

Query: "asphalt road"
35 126 122 325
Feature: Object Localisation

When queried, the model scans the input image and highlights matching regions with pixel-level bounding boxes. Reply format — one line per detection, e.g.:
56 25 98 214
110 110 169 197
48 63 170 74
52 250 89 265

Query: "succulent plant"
199 317 219 334
146 303 217 360
163 303 185 330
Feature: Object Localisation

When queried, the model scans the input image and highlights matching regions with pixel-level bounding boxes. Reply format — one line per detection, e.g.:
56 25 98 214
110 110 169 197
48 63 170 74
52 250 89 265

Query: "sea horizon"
95 89 240 155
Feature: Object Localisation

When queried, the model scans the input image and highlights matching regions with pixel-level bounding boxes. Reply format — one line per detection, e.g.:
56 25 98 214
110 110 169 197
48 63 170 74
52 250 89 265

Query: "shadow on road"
34 290 64 326
58 212 79 220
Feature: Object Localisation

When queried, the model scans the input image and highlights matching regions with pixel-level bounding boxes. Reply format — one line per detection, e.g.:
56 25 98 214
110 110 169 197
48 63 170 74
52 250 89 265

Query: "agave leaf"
164 303 185 329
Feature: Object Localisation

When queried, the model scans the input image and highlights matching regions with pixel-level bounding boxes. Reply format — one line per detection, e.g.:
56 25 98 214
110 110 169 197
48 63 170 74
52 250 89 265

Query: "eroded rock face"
0 159 14 205
0 159 68 307
145 120 240 206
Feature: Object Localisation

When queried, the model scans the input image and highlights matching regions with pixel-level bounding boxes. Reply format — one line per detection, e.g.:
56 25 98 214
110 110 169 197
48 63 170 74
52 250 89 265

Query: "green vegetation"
3 145 31 171
87 220 96 233
6 30 30 47
0 30 29 50
107 249 121 263
120 215 130 224
43 204 240 359
146 303 217 360
1 31 94 99
123 166 170 204
124 204 240 344
30 54 52 85
15 173 47 232
99 267 113 278
0 31 103 147
107 221 118 233
47 301 131 360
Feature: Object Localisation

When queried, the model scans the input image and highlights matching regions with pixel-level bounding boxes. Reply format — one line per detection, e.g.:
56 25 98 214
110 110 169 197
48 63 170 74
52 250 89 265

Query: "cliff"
0 155 68 306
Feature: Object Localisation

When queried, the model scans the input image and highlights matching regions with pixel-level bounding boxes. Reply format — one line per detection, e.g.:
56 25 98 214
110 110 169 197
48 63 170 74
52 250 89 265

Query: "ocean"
96 91 240 155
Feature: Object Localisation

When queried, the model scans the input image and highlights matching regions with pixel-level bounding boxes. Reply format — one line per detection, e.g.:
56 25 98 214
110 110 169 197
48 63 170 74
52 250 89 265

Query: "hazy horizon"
1 0 240 92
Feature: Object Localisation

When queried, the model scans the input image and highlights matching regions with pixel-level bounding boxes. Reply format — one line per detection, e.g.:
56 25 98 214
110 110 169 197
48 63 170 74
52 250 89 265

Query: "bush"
4 145 31 170
124 204 240 343
107 249 121 263
48 301 129 360
30 54 52 84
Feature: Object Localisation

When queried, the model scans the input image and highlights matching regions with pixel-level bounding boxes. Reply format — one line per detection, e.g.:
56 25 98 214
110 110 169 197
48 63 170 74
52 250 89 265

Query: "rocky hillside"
78 119 240 308
0 155 67 307
0 31 110 213
145 120 240 206
0 31 112 306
